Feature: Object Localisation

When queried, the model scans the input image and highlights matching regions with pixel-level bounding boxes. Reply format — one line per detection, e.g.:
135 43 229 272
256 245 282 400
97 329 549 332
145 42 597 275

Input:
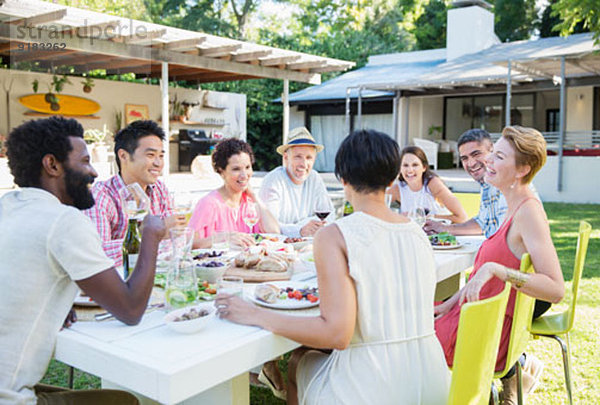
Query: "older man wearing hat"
259 127 333 237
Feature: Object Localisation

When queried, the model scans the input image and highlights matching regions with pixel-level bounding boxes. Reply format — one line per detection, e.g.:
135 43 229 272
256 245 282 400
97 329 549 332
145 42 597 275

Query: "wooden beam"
0 41 22 52
232 50 272 62
111 28 166 44
10 49 75 63
49 53 117 67
191 74 258 83
73 20 121 38
310 65 348 73
286 60 328 70
99 58 152 71
0 23 321 84
161 37 206 50
7 9 67 26
260 55 301 67
198 44 241 57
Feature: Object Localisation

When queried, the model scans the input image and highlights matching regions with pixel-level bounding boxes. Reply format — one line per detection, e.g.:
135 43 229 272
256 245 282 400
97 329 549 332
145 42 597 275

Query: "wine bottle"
122 218 141 280
343 201 354 217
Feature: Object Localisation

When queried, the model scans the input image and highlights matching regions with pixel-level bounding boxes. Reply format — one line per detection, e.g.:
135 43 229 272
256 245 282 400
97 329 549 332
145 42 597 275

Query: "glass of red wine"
314 195 331 222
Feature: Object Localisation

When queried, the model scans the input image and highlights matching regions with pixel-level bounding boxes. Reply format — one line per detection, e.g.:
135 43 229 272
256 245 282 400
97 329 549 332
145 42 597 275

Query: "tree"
57 0 149 20
539 0 588 38
412 0 447 50
493 0 538 42
552 0 600 43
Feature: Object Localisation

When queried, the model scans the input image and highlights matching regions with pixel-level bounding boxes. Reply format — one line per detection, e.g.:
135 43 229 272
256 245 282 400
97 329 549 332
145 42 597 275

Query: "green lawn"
42 202 599 404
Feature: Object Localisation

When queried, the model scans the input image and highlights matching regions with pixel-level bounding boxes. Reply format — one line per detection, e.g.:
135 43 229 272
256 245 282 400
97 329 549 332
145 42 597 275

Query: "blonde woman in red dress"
434 126 565 404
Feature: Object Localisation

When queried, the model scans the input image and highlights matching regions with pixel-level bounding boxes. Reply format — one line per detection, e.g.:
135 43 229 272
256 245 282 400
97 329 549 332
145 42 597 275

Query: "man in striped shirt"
85 120 185 267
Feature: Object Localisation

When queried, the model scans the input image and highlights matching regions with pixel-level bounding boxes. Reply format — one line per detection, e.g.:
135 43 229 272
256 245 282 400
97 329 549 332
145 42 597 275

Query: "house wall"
535 156 600 203
566 86 594 132
0 69 246 142
407 96 444 143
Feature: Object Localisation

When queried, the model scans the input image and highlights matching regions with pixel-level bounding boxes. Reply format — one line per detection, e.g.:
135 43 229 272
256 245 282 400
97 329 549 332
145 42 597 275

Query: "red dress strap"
505 197 540 224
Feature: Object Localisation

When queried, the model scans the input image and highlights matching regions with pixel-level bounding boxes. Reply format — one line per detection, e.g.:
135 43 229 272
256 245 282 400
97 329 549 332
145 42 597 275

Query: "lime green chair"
448 284 511 405
528 221 591 405
454 192 480 218
492 253 536 405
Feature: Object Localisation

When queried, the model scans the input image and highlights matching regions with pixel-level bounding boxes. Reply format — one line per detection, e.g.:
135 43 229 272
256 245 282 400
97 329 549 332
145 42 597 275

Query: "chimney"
447 0 498 61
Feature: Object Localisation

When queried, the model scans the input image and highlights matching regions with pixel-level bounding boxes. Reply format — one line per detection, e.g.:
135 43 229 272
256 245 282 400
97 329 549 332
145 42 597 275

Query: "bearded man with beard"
0 117 165 404
259 127 333 237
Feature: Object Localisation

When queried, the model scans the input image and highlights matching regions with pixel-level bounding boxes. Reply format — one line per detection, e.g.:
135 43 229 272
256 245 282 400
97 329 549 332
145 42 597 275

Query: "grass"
41 202 599 404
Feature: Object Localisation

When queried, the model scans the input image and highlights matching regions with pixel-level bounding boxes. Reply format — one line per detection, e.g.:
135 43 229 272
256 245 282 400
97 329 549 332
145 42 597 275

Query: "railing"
490 131 600 150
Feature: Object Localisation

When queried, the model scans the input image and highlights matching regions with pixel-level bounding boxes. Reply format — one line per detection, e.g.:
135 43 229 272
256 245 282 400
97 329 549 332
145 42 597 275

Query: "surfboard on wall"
18 94 101 115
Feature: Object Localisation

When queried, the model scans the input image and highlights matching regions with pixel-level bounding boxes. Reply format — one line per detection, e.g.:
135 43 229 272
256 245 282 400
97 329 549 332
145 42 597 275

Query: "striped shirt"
84 175 174 267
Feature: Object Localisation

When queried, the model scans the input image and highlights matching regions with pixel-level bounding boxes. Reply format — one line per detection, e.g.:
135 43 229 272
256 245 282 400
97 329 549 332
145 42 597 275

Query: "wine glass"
170 228 194 260
243 200 259 231
119 183 150 221
170 192 193 226
385 193 393 209
409 207 427 228
314 194 331 222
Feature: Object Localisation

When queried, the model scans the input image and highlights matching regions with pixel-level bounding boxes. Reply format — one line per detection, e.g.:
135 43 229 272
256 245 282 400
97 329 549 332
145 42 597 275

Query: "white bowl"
164 303 216 334
195 262 227 283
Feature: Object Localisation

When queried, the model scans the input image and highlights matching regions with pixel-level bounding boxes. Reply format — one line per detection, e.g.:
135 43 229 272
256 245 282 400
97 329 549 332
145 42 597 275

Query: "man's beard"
64 167 95 210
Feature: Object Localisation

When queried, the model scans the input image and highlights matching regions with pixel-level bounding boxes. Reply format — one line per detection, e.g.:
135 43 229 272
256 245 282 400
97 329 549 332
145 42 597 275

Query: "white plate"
73 293 100 307
432 242 463 250
249 281 319 310
284 237 313 250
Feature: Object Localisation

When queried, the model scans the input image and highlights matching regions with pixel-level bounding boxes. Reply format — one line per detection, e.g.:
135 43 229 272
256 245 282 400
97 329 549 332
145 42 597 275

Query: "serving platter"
249 281 319 310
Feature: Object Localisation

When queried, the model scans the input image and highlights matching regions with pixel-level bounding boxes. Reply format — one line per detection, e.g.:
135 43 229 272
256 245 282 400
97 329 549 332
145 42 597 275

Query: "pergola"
0 0 354 173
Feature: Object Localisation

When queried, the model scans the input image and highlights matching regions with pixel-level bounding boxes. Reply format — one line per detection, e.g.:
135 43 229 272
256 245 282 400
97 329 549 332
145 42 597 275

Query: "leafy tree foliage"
56 0 149 20
539 0 588 38
551 0 600 43
492 0 538 42
413 0 447 50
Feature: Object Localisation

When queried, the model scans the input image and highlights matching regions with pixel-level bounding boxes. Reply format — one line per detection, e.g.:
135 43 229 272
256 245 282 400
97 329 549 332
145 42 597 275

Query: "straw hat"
276 127 324 156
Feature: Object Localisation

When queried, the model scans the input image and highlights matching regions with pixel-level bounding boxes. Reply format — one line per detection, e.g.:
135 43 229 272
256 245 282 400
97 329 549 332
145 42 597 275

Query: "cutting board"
224 264 292 283
19 94 101 115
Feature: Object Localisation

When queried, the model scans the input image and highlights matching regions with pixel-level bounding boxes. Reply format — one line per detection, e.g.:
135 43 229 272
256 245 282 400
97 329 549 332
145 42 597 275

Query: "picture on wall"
125 104 149 124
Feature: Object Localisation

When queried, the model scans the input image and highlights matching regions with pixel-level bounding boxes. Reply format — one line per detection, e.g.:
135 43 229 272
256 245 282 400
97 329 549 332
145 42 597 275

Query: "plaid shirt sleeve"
151 180 175 218
84 184 123 267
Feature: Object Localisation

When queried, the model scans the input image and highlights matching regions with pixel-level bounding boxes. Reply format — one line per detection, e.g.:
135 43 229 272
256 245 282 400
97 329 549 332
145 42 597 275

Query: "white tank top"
396 179 444 215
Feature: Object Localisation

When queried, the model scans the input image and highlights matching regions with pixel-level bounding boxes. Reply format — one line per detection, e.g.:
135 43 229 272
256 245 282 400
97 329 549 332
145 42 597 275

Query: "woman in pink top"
435 126 565 403
189 138 279 248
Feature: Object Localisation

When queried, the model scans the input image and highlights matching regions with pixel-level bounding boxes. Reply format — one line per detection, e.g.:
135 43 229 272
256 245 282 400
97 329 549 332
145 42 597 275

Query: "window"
444 93 535 140
546 109 560 132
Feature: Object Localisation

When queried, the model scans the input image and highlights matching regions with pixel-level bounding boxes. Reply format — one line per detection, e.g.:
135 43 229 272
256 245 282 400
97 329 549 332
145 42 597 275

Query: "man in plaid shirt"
85 120 185 267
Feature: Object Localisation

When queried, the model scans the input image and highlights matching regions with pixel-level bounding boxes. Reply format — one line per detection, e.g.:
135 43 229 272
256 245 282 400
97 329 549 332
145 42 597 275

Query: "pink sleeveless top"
435 198 537 371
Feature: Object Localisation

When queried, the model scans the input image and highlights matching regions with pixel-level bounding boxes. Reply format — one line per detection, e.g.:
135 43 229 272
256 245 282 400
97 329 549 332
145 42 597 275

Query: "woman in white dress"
215 129 450 405
388 146 467 224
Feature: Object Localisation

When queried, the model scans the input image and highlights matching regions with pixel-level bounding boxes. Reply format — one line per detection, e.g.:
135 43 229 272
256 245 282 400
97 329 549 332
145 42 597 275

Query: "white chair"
447 140 460 167
414 138 439 170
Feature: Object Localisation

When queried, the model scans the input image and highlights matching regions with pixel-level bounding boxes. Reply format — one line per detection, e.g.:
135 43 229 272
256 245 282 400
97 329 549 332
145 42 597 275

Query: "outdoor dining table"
55 235 483 405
